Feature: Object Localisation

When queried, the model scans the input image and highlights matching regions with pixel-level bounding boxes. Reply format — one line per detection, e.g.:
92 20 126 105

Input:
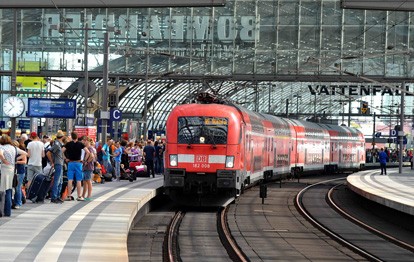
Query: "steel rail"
327 184 414 253
166 211 184 262
217 206 250 262
295 177 383 262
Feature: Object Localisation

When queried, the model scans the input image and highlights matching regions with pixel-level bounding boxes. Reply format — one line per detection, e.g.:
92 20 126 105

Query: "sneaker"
51 199 64 204
65 196 73 201
76 197 85 201
84 197 92 201
13 205 20 209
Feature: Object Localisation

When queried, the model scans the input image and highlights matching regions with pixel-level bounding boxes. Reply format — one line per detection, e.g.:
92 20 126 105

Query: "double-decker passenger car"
163 102 365 205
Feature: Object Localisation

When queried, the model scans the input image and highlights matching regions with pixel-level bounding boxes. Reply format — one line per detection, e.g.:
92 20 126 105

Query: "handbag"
12 173 18 188
12 147 18 188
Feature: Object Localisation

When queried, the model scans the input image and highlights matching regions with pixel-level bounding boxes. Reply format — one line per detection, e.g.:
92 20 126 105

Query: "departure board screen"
27 98 77 118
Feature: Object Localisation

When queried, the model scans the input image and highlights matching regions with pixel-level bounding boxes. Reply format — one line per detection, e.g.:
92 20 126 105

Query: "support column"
101 32 109 141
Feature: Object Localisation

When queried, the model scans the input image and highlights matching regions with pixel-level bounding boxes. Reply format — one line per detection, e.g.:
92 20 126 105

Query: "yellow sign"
14 61 48 97
204 117 228 125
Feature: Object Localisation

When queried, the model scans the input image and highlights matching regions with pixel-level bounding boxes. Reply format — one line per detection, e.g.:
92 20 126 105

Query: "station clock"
3 96 25 117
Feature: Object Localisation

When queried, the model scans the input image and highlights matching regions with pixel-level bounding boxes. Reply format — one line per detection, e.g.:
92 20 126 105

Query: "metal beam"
0 0 225 8
1 70 414 83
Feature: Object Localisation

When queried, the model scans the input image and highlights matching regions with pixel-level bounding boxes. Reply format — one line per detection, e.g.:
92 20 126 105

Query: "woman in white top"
0 134 28 217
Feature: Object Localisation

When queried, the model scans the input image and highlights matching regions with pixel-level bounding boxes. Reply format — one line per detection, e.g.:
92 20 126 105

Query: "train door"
273 138 277 169
268 137 274 170
288 143 291 174
322 148 324 165
356 142 360 163
250 135 254 175
245 132 250 175
304 148 307 167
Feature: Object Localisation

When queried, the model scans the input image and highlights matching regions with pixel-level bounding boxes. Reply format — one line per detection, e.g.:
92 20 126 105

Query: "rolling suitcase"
27 173 52 203
134 164 148 177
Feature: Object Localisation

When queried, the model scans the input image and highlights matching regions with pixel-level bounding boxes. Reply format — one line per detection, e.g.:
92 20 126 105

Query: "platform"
347 167 414 216
0 176 163 262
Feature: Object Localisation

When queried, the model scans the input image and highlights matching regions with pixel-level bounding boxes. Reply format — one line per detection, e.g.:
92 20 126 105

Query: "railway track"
295 177 414 261
164 206 249 262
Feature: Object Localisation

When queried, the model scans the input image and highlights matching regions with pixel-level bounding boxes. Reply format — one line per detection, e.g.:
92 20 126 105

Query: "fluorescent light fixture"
341 0 414 11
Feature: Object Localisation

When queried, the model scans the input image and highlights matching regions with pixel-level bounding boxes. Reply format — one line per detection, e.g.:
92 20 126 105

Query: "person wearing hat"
46 131 65 203
24 131 37 148
26 132 45 189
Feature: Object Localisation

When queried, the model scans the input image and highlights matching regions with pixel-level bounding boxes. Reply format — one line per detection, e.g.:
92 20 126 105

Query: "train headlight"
170 154 178 167
225 156 234 168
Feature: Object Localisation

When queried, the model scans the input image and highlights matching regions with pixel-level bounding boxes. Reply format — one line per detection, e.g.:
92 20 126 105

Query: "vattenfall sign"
309 85 414 96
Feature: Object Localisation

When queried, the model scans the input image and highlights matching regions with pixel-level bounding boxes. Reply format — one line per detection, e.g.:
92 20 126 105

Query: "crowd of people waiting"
366 147 413 163
0 130 165 218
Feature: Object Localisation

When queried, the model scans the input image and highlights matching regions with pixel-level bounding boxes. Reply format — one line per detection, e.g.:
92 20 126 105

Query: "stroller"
100 163 113 182
120 164 135 182
119 150 135 182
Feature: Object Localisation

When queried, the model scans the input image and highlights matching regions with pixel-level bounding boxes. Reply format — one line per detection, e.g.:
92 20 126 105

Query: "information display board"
27 98 76 119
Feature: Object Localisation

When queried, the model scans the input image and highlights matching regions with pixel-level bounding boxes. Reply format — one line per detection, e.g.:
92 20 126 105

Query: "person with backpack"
47 131 65 204
101 138 113 177
96 141 103 164
26 132 45 189
42 135 52 169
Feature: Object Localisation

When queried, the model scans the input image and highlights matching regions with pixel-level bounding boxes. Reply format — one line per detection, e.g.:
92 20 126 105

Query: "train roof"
172 103 363 139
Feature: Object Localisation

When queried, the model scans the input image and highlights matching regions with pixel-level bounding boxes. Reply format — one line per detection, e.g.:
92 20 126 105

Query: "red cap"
30 132 37 138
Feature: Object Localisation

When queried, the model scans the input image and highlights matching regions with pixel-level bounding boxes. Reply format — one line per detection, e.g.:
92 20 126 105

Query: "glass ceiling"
1 0 414 138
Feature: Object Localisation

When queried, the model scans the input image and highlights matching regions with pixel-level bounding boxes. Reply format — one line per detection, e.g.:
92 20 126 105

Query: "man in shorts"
62 132 91 201
26 132 45 188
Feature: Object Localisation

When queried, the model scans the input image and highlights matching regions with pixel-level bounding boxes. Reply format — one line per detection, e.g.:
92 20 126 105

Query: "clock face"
3 96 25 117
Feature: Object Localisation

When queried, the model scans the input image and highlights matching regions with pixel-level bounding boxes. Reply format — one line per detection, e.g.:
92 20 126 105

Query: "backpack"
42 143 52 169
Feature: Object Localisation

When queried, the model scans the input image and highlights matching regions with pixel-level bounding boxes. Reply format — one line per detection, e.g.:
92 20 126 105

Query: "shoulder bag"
12 146 18 188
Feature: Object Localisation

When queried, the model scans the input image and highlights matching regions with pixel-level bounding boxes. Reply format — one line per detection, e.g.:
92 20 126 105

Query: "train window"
177 116 228 145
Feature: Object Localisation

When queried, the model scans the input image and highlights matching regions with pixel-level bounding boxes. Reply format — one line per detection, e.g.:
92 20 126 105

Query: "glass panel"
177 116 228 144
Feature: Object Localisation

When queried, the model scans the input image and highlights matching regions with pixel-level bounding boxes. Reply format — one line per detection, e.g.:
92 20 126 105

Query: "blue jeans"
103 158 112 174
13 173 25 207
51 164 63 200
154 157 163 174
114 161 120 179
3 189 12 216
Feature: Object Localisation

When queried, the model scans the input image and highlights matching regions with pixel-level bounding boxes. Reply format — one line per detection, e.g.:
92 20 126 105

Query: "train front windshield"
177 116 228 145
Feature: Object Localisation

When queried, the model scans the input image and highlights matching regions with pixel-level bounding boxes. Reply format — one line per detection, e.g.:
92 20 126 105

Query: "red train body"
163 103 365 204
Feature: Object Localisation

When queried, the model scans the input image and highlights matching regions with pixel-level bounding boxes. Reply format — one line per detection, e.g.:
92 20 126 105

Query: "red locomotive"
163 100 365 205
